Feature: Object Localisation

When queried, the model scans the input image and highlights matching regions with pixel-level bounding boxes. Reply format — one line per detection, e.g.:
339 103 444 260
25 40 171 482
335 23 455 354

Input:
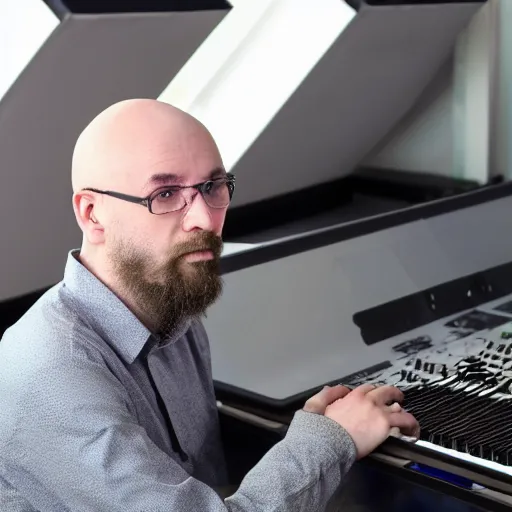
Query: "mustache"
174 232 223 259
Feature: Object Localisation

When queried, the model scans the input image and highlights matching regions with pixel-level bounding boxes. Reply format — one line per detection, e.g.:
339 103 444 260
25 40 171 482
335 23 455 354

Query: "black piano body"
208 179 512 511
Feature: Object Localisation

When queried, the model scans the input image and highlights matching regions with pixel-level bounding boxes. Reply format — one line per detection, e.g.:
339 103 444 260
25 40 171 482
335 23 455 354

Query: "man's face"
102 122 229 337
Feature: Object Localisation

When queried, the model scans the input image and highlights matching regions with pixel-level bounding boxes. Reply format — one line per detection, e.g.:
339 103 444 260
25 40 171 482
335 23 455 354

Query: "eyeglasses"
83 173 235 215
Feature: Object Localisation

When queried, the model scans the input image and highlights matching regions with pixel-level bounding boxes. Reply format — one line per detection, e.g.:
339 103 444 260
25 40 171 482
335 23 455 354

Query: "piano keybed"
342 320 512 469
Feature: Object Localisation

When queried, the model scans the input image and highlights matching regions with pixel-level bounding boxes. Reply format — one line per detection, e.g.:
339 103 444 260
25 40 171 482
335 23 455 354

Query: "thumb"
303 385 351 414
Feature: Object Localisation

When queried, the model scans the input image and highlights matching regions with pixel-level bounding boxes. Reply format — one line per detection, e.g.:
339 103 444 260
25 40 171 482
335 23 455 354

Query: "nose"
181 192 214 233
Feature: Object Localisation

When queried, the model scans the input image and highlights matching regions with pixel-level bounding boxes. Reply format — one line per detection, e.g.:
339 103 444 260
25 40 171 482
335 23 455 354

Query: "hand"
322 384 420 459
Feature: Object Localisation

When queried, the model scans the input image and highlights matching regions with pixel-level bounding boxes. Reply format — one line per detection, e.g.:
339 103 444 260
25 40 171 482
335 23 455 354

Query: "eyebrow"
144 167 226 191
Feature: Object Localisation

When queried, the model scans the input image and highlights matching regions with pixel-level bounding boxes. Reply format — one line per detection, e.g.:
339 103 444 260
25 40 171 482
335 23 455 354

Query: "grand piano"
210 181 512 511
1 0 510 510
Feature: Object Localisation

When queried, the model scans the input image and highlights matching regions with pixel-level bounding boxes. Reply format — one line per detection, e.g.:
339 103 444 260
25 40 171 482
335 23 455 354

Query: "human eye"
155 187 178 200
204 180 224 195
203 181 215 194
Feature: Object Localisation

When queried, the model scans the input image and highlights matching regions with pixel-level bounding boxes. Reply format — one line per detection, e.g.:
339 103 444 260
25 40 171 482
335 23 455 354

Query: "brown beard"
111 231 223 338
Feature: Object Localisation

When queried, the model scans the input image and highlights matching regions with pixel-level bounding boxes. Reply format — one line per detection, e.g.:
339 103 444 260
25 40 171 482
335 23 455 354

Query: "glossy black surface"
330 462 492 512
224 168 479 242
219 412 499 511
363 0 485 4
43 0 230 17
354 264 512 344
220 180 512 276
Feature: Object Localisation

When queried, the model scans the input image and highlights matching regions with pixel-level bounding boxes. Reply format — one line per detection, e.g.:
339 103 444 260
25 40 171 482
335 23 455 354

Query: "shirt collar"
62 250 189 364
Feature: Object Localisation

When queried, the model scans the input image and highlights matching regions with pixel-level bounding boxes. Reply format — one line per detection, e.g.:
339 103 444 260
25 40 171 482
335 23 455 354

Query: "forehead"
120 126 224 193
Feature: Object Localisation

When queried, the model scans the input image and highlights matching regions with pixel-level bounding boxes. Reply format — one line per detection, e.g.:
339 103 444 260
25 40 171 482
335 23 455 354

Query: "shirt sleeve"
5 358 356 512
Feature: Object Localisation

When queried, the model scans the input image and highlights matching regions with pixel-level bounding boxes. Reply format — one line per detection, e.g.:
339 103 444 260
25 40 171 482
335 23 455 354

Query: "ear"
72 191 105 245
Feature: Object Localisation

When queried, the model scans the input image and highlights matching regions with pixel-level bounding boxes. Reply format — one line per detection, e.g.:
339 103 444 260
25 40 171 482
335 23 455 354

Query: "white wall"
363 0 500 185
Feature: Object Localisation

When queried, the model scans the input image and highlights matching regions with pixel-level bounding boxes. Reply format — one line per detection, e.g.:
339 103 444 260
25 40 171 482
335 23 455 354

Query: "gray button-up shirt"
0 251 357 511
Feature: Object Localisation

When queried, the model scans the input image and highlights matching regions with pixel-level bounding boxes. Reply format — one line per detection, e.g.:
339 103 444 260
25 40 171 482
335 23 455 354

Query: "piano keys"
340 311 512 476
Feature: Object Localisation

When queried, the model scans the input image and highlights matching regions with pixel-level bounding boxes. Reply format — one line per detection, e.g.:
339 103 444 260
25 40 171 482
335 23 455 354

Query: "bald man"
0 99 419 511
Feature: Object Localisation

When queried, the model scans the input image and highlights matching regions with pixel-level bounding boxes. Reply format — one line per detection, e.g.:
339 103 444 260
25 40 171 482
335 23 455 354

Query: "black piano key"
361 332 512 466
402 382 512 466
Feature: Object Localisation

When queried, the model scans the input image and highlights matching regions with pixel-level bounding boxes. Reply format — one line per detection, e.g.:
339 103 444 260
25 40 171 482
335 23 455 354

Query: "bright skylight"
0 1 59 102
159 0 356 170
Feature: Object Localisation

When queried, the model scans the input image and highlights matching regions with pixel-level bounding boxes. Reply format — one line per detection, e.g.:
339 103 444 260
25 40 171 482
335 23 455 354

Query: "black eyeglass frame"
83 173 236 215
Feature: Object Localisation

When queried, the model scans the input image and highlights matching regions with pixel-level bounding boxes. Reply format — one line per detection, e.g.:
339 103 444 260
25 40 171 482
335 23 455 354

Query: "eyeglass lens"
151 180 232 214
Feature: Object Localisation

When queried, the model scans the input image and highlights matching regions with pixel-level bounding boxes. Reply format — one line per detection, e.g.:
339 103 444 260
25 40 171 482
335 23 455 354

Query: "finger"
327 384 352 402
388 426 401 438
303 385 351 413
303 385 351 414
350 384 377 395
367 385 404 406
388 402 402 413
303 387 333 414
389 411 420 439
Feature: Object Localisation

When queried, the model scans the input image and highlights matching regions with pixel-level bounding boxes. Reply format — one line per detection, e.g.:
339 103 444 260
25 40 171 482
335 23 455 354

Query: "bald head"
71 99 220 193
71 96 226 252
71 98 228 335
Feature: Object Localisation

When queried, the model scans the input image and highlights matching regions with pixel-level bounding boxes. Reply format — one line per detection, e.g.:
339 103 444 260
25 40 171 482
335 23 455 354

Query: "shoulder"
0 284 132 428
0 284 129 447
0 283 106 379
